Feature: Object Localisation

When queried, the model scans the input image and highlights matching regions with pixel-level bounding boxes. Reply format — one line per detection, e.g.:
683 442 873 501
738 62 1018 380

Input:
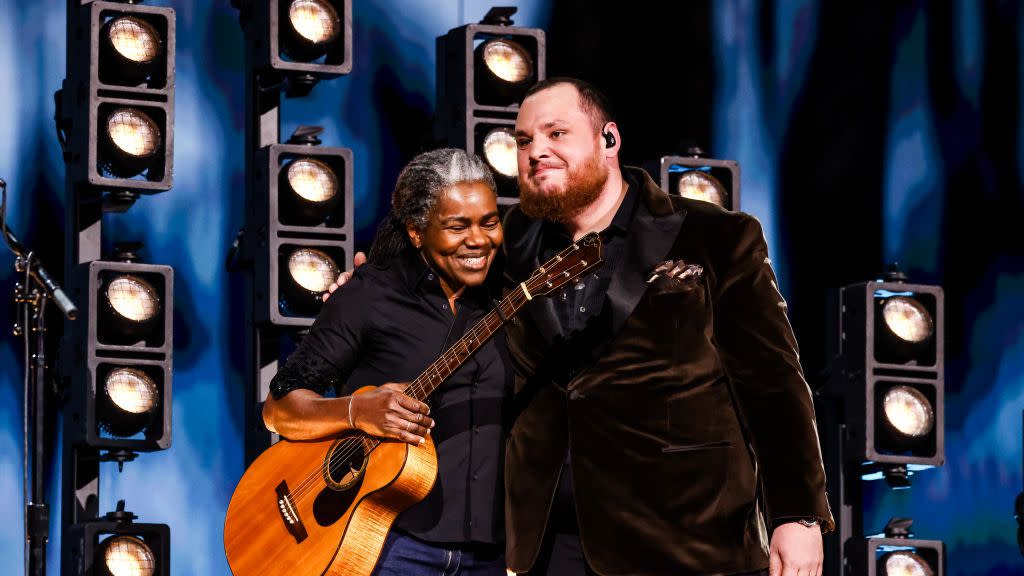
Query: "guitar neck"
404 287 530 403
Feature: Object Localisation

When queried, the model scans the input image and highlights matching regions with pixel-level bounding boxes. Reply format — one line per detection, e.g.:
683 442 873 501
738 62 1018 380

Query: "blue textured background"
1 1 1021 574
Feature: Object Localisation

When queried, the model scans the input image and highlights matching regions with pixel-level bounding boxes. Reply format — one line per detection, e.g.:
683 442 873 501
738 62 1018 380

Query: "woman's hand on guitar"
349 383 434 445
322 251 367 302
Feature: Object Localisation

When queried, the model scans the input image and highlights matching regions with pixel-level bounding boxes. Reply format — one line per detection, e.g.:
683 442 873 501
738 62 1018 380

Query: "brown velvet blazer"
501 168 834 576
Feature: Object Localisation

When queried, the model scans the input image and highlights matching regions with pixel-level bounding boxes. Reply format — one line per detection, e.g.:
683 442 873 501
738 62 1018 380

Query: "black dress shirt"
535 173 639 536
269 247 510 545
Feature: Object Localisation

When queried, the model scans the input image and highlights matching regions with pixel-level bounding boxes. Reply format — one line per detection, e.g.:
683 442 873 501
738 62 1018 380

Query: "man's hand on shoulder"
322 251 367 302
769 521 822 576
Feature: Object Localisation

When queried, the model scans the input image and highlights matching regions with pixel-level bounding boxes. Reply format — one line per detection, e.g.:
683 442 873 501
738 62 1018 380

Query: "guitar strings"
285 248 590 505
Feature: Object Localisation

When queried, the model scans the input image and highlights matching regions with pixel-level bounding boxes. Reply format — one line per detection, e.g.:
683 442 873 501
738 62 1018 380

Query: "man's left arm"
712 215 833 574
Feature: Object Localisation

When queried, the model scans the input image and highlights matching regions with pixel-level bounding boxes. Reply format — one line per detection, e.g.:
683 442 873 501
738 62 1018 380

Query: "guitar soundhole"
324 436 368 491
312 436 367 528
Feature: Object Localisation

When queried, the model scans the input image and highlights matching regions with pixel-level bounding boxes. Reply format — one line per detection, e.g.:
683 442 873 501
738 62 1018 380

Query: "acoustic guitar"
223 232 603 576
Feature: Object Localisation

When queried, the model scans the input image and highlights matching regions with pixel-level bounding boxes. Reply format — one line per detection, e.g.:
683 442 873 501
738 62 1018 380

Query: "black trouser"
522 454 595 576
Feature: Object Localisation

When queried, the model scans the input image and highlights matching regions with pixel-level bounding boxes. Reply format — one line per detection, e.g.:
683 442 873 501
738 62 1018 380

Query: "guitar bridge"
275 480 308 544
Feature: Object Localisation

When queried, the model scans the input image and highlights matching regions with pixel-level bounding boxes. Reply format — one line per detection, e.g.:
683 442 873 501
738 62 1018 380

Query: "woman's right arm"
263 384 433 443
267 263 432 444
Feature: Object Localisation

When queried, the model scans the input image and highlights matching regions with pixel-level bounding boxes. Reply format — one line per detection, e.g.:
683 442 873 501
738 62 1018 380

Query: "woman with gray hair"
263 148 509 575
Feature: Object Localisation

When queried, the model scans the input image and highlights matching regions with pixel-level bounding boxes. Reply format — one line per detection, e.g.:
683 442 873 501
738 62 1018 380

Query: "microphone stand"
1 178 78 576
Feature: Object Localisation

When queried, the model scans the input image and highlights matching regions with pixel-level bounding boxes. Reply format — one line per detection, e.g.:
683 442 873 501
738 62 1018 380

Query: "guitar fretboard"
404 287 530 402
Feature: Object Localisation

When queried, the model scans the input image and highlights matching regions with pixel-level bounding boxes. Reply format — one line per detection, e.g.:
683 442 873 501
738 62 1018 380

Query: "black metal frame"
653 155 741 212
244 0 353 79
60 1 176 573
65 517 171 576
65 0 176 192
822 280 945 576
238 0 354 464
831 281 945 467
435 20 545 204
65 261 174 452
848 536 945 576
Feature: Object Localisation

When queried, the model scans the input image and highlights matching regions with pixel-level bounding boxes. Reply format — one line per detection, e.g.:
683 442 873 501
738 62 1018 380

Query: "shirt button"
427 273 434 280
473 473 479 480
442 303 448 309
579 306 586 313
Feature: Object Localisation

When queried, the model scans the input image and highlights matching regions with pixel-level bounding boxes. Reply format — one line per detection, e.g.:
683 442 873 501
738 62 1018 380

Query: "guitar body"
224 386 437 576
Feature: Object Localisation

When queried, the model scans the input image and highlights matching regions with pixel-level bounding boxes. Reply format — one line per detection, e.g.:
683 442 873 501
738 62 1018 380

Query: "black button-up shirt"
537 173 639 381
269 248 509 544
536 172 639 534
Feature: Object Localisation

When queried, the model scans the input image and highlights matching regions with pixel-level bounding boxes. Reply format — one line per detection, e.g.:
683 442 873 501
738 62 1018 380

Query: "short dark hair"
523 77 614 132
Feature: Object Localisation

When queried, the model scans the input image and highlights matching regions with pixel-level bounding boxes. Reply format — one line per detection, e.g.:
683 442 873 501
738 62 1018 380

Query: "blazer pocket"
661 440 733 454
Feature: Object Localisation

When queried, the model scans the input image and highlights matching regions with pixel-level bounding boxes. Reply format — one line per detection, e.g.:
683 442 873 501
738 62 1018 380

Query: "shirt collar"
607 170 639 236
398 247 490 308
540 170 640 242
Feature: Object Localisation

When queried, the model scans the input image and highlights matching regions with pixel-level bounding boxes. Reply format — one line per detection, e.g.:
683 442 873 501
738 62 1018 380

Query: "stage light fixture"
99 534 156 576
279 156 341 224
252 127 352 327
875 292 937 365
879 550 934 576
61 1 175 193
277 244 345 318
881 385 934 438
98 367 161 439
96 105 166 180
474 38 534 105
846 518 944 576
106 275 160 322
676 170 728 207
97 269 165 347
881 296 934 343
648 149 740 211
825 277 944 478
436 7 545 204
238 0 351 87
287 247 339 292
286 157 338 202
64 259 172 453
283 0 341 62
99 15 163 86
67 502 170 576
481 126 518 178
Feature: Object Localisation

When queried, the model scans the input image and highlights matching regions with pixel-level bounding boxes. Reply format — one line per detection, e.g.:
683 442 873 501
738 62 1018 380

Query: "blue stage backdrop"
1 1 1021 575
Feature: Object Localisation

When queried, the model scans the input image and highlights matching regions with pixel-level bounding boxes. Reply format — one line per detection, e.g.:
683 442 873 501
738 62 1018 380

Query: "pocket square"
646 260 704 294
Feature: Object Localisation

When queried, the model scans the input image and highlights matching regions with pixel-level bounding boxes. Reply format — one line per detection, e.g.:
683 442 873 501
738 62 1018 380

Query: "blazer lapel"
606 172 687 337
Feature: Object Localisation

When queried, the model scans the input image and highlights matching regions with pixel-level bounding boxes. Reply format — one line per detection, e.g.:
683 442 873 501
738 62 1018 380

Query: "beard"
518 151 609 223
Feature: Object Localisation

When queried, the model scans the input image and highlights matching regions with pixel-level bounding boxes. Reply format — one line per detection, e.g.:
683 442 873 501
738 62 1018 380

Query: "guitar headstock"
523 232 604 298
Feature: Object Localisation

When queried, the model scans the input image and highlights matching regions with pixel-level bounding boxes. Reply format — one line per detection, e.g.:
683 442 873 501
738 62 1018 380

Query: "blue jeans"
370 531 506 576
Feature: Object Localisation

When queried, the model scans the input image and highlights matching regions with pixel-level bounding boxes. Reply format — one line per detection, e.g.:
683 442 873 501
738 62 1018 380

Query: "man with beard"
501 78 834 576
